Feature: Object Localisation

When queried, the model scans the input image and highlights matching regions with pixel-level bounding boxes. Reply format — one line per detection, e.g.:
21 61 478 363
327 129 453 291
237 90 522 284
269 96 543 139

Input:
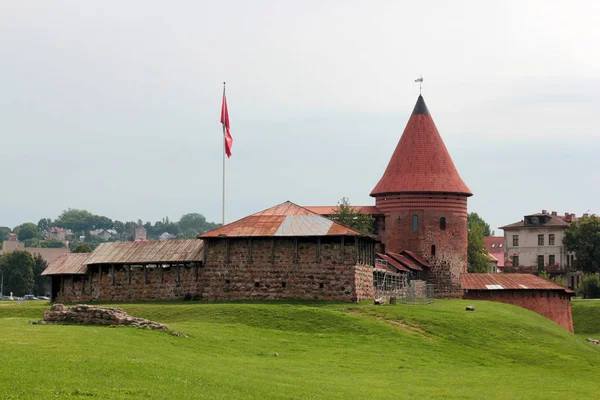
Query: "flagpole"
222 82 226 226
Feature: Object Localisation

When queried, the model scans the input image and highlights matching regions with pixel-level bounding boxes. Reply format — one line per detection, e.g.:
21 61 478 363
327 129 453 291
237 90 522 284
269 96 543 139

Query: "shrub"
580 274 600 299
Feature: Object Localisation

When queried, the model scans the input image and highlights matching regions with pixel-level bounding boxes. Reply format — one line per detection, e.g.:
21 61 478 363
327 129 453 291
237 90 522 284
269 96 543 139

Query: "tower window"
412 215 419 232
440 217 446 231
431 245 436 256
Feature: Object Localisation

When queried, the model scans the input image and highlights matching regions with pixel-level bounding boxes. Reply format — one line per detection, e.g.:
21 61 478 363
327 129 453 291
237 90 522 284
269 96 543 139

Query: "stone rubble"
43 303 168 330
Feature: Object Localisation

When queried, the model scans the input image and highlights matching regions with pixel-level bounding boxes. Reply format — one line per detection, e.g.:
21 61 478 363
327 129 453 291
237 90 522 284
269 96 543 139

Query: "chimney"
542 209 548 214
7 233 17 241
551 211 557 216
571 213 576 219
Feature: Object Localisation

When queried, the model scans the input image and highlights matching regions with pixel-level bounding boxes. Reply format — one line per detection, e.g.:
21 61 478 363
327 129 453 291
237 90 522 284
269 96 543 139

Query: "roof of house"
484 236 505 267
500 212 573 230
199 201 374 238
304 206 383 216
0 247 70 264
84 240 204 265
370 95 472 197
461 273 574 293
376 253 410 272
42 253 90 276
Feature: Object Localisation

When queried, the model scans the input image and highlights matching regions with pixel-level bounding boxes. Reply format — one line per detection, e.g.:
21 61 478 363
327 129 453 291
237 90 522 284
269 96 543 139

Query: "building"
159 232 177 241
0 234 70 265
484 236 505 273
134 225 147 241
461 273 575 332
90 229 118 241
369 95 472 296
500 210 581 288
48 227 75 242
198 201 375 302
44 202 376 303
43 240 204 302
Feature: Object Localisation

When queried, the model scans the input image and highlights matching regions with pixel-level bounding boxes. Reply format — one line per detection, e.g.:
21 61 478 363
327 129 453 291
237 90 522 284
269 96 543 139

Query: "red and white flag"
221 89 233 158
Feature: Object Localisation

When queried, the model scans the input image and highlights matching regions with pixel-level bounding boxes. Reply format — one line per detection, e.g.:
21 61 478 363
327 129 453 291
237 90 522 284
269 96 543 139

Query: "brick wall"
375 193 468 295
463 290 574 332
54 236 376 303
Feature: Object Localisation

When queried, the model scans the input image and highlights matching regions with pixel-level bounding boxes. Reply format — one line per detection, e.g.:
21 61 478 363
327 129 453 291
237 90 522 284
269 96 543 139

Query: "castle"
45 93 471 302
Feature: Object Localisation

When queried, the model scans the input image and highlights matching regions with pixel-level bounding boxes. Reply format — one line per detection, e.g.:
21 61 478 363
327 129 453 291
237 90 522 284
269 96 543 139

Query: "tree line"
0 209 222 250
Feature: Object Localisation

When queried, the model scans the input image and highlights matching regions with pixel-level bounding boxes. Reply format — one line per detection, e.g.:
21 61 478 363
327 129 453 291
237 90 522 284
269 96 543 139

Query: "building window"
538 234 544 246
440 217 446 231
431 245 436 256
412 215 419 232
549 234 555 246
537 255 544 271
513 235 519 246
513 255 519 267
567 255 571 267
549 255 555 265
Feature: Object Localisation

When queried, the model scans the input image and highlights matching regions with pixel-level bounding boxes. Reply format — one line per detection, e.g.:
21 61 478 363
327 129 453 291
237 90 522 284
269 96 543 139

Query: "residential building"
499 210 581 289
90 229 118 241
48 227 75 242
484 236 505 273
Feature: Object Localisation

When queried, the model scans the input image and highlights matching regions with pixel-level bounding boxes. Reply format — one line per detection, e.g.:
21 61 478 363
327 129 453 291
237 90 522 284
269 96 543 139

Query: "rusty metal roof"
461 273 573 293
42 253 90 276
199 201 372 238
84 240 204 265
376 253 409 272
387 252 423 271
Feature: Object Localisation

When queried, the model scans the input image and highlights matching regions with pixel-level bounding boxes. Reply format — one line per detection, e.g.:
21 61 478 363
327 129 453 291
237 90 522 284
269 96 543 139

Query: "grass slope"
0 300 599 399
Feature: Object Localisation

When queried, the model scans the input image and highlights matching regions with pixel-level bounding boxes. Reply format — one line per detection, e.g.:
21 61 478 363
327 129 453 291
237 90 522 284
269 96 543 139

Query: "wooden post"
225 239 230 264
203 240 207 264
111 264 115 286
99 265 102 281
160 265 164 283
341 236 345 263
143 265 147 285
271 238 275 263
176 265 180 282
317 238 321 264
128 265 132 284
89 269 92 292
355 237 359 264
247 238 253 264
294 238 298 264
195 263 199 281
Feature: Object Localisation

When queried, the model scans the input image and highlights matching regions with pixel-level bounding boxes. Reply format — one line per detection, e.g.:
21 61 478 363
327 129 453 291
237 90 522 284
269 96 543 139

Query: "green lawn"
0 299 599 399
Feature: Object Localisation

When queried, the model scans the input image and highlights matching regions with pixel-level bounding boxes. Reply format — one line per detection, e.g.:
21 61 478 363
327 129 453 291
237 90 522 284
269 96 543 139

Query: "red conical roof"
370 95 472 197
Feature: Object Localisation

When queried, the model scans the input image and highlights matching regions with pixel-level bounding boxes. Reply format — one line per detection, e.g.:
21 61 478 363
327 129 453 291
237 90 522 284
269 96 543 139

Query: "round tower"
371 95 472 294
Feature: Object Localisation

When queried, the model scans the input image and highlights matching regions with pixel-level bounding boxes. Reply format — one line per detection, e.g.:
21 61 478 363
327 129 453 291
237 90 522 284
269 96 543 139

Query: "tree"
0 251 35 296
72 243 92 253
113 220 125 234
184 228 200 239
564 215 600 273
0 226 12 241
23 238 40 248
467 223 491 273
32 254 48 296
40 239 66 248
179 213 207 233
14 222 41 241
37 218 53 234
468 213 491 237
329 198 374 235
54 209 112 234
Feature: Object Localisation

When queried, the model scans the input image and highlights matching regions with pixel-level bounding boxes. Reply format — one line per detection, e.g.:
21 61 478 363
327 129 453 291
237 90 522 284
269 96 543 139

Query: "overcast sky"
1 0 598 234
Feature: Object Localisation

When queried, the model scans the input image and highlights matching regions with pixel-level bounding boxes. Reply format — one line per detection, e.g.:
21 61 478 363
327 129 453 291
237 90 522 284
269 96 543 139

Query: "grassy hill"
1 299 599 399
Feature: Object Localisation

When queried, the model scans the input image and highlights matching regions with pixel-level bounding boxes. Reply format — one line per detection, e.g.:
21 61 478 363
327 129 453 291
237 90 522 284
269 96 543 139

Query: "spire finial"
414 75 423 95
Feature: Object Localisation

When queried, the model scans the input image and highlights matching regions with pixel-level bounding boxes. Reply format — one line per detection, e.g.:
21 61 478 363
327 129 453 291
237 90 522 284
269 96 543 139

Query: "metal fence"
402 282 434 305
373 260 434 305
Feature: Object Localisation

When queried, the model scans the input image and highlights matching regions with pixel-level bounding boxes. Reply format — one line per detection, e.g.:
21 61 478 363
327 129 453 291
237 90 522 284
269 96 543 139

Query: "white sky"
1 0 598 233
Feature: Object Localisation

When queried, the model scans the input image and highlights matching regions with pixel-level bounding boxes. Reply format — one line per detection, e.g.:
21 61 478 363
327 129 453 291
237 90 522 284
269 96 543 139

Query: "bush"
538 272 566 287
580 274 600 299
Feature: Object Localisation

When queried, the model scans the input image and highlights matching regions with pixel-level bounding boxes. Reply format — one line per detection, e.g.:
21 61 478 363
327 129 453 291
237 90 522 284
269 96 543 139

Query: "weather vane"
414 75 423 94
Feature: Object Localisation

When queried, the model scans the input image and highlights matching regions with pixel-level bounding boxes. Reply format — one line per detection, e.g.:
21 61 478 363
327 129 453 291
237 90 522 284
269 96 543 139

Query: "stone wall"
43 303 167 329
463 290 574 333
54 237 376 303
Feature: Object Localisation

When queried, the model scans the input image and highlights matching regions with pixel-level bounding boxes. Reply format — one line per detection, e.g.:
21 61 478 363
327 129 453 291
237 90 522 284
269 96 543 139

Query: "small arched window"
412 215 419 232
440 217 446 231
